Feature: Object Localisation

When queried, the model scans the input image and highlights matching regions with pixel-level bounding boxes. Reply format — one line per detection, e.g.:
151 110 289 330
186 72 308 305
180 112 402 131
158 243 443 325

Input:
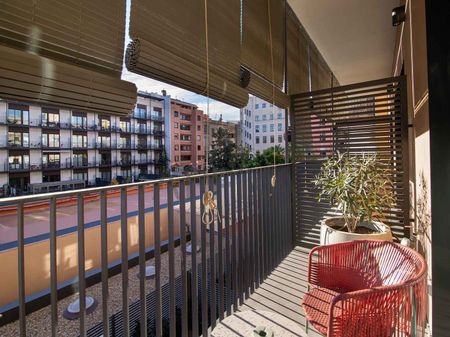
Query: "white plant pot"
320 217 393 245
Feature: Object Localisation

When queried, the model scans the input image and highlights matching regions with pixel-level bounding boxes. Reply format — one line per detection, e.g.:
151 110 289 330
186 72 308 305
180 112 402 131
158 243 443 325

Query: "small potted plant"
314 152 395 245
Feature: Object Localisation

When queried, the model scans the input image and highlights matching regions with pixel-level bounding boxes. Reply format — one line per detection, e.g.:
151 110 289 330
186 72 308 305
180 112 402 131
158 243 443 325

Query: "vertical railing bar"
138 185 147 336
100 190 109 336
217 174 224 320
236 173 243 305
17 200 26 337
257 169 263 284
180 180 188 336
77 193 86 337
253 169 259 289
50 197 57 337
167 181 176 337
274 171 279 266
263 168 269 279
224 174 231 316
189 178 199 337
120 187 129 337
209 176 217 329
154 183 162 337
200 176 208 337
242 171 249 299
230 174 237 311
249 171 255 294
271 169 276 271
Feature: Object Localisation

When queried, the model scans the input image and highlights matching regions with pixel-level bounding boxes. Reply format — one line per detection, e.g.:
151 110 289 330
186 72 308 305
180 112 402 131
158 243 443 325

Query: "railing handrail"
0 163 292 205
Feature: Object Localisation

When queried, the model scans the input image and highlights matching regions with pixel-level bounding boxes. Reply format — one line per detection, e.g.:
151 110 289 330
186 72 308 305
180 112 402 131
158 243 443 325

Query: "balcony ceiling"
288 0 399 85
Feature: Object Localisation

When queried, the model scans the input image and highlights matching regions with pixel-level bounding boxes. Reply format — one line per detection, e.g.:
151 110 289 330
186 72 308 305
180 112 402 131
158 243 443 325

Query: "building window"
174 144 179 150
43 153 60 168
119 119 131 132
181 114 191 121
180 124 191 131
255 115 259 121
99 118 111 131
73 153 87 166
72 115 87 129
8 131 29 147
270 135 274 143
72 134 87 148
7 105 29 125
197 135 201 141
278 135 283 143
180 145 191 151
174 111 179 117
174 133 179 140
42 133 60 148
263 136 267 143
174 122 179 128
197 145 201 150
42 110 59 127
270 114 273 120
262 124 267 132
270 124 274 132
255 125 260 133
73 171 88 182
197 115 201 121
255 104 259 109
256 136 260 144
278 123 282 131
174 156 179 162
197 125 201 131
136 104 147 119
181 155 192 161
8 154 29 170
180 134 191 141
262 114 267 120
262 103 266 108
277 112 283 119
97 135 111 147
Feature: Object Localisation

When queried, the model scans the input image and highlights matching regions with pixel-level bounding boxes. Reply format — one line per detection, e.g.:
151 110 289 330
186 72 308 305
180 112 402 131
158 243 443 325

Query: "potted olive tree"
314 152 395 245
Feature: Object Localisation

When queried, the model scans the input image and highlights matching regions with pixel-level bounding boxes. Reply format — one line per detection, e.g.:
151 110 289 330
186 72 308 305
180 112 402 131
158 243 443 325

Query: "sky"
121 0 240 122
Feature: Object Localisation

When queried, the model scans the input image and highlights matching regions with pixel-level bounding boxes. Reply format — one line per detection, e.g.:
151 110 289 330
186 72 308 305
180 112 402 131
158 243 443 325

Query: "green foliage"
314 152 395 232
244 146 286 168
208 127 240 171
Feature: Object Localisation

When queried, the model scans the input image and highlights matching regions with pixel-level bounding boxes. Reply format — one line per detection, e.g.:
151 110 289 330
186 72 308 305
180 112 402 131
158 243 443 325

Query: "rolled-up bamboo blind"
0 45 137 116
126 0 247 108
241 0 285 90
286 5 309 95
0 0 126 76
247 70 289 108
0 0 137 115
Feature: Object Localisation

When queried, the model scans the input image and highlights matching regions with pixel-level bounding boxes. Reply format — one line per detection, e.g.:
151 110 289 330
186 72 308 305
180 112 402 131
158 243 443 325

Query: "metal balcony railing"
0 164 293 337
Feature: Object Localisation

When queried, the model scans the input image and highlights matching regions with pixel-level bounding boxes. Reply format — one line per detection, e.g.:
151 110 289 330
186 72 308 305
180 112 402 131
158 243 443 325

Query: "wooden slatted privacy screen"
127 0 247 108
291 76 409 247
0 0 137 115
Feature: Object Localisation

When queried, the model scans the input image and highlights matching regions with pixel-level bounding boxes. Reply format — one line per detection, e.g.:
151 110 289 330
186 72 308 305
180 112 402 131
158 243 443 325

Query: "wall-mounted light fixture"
392 5 406 26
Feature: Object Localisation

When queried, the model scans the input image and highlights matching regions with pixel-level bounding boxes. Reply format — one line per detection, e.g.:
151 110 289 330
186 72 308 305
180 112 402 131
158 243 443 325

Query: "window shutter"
0 0 136 115
126 0 247 108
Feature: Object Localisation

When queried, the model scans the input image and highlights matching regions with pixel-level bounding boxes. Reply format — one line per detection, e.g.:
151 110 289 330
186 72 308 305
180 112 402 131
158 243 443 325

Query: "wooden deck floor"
239 246 322 337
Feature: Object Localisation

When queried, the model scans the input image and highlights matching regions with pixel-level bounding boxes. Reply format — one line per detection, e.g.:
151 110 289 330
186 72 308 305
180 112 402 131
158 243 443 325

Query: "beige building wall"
0 209 176 306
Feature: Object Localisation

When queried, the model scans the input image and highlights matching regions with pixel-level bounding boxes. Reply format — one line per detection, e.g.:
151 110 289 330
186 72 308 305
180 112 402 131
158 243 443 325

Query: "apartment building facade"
170 99 206 175
206 116 239 151
0 91 170 196
240 96 286 154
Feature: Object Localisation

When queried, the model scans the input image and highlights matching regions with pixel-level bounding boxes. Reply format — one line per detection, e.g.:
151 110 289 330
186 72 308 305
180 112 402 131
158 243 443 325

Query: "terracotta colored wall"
0 209 176 307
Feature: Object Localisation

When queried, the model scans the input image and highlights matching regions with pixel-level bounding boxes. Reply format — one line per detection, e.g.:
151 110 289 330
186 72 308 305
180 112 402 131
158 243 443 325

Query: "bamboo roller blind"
0 0 137 115
242 0 288 108
286 5 310 95
127 0 248 108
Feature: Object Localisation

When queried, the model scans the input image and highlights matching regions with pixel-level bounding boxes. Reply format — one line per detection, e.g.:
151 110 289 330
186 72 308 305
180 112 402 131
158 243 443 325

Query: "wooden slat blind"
0 0 137 115
0 45 136 116
286 5 310 95
127 0 247 108
0 0 126 76
291 76 409 247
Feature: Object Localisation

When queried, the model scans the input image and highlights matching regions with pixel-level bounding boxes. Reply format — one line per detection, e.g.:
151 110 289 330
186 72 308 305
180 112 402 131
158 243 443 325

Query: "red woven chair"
302 240 427 337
